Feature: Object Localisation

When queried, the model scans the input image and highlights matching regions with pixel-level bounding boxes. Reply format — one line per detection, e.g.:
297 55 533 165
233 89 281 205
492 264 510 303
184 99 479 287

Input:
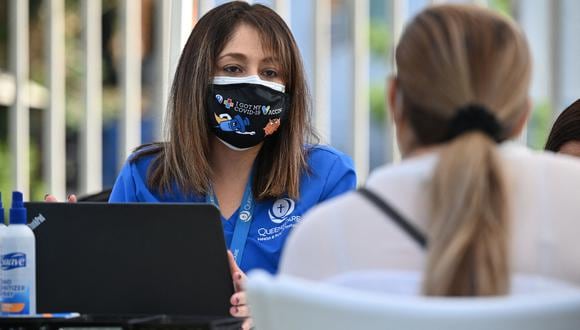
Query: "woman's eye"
223 66 242 74
261 69 278 78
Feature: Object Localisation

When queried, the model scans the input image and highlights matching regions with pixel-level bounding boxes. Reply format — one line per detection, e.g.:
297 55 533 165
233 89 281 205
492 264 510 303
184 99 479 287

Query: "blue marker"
2 312 80 318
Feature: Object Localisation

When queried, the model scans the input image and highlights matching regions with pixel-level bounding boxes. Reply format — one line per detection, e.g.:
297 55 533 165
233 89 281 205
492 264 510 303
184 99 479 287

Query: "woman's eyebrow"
217 52 247 61
261 57 281 65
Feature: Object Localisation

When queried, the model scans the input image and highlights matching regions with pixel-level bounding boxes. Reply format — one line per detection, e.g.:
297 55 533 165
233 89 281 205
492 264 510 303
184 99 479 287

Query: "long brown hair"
545 99 580 152
135 1 315 200
395 5 531 296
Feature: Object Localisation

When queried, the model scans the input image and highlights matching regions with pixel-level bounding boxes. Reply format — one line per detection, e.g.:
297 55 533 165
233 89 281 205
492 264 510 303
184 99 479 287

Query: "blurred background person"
545 99 580 157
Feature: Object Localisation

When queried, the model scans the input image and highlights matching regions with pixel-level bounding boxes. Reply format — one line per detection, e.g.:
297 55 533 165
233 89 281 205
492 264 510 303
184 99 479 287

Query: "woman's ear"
388 77 407 127
388 77 401 125
388 77 412 157
509 97 532 139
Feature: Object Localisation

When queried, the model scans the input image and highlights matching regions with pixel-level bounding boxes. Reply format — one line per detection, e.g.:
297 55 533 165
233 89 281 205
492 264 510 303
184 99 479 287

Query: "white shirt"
279 143 580 285
325 270 580 296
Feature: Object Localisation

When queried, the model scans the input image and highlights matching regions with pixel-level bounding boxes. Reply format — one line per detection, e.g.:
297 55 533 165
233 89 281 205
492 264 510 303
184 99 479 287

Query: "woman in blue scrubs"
108 1 355 326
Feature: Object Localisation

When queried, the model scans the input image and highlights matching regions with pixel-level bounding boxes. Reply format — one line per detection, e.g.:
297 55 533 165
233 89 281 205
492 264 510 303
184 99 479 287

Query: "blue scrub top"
109 145 356 274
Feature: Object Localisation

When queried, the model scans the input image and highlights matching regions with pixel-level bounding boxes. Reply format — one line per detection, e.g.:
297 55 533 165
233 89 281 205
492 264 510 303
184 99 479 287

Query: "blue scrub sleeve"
320 155 357 201
108 161 138 202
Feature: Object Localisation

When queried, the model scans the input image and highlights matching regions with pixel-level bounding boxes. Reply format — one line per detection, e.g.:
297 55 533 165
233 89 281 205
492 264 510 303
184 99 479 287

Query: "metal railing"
5 0 560 199
9 0 30 198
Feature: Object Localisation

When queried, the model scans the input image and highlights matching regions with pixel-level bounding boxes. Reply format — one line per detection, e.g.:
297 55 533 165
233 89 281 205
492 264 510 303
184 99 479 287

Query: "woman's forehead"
559 140 580 157
218 24 282 64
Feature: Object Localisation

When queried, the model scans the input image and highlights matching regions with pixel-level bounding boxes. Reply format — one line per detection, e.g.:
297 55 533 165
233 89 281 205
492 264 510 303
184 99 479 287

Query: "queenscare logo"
268 198 295 224
1 253 27 271
239 210 252 222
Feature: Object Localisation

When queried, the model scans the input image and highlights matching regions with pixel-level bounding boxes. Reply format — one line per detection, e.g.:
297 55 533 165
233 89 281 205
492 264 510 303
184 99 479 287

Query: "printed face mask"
207 75 289 150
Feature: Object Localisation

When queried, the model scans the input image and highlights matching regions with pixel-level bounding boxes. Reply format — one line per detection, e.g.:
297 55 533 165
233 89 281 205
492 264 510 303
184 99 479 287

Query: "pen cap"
10 191 27 224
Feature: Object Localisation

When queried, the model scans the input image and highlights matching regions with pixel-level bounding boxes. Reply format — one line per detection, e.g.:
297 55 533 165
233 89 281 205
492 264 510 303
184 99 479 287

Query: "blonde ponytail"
423 132 509 296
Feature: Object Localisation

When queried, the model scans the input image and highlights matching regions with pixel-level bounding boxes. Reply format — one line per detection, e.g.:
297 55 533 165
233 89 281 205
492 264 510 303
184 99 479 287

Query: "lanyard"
206 171 255 265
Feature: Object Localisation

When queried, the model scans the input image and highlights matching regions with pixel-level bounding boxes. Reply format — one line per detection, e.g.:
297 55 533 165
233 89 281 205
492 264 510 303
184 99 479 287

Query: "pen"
2 312 80 318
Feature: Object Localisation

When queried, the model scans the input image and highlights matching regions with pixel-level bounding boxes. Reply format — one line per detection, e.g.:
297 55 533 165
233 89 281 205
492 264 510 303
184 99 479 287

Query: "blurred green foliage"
528 101 552 150
0 142 45 223
369 20 390 58
0 0 119 202
369 20 390 122
0 143 9 224
489 0 513 16
370 83 388 122
0 0 51 207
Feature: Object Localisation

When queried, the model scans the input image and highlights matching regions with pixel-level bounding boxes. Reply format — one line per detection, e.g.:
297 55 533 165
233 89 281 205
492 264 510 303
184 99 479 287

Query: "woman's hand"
44 194 77 202
227 250 252 330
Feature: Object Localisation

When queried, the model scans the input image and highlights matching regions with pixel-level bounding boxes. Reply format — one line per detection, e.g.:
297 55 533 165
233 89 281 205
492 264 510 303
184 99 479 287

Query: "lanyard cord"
206 170 255 265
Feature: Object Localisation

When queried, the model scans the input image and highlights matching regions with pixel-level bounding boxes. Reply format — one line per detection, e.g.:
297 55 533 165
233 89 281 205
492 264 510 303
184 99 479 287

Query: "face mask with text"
207 75 289 150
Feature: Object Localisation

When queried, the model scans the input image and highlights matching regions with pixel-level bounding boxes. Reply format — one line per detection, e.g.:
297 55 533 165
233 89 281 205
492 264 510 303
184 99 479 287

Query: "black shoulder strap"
357 187 427 249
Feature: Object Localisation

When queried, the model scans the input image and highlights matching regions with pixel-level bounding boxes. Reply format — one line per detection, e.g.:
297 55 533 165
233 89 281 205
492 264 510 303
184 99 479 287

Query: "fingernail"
237 273 242 280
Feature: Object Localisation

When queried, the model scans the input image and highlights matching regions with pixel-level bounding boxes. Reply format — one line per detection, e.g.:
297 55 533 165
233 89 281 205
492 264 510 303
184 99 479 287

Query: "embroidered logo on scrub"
258 198 301 242
269 198 295 224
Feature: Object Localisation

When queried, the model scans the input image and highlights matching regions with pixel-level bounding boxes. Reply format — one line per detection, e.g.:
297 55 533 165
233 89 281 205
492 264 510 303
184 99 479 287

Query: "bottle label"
1 252 31 314
1 253 27 270
1 289 30 314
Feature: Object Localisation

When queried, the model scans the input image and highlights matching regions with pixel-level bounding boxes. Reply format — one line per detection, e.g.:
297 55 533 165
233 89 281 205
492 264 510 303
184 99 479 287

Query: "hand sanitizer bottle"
0 191 35 315
0 192 7 313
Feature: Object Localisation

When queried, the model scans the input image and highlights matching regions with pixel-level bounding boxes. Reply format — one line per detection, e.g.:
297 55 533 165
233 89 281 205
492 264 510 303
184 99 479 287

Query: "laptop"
24 202 234 317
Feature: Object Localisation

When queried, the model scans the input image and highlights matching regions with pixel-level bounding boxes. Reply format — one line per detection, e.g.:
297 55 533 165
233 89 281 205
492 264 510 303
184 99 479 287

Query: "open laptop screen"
25 202 233 317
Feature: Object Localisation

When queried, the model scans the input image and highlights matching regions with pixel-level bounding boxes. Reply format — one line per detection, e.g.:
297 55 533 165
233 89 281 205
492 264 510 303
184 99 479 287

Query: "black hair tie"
445 104 503 143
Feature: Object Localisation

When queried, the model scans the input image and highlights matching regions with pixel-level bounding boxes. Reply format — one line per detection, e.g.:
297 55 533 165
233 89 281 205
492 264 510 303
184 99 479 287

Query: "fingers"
241 317 253 330
230 291 247 306
227 250 240 275
228 258 251 323
227 251 251 326
227 251 241 292
230 303 250 318
44 194 78 203
233 271 246 292
44 194 58 202
227 250 247 292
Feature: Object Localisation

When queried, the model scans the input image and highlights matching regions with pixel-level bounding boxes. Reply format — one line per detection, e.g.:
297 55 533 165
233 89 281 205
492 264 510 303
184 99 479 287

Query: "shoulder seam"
307 144 346 158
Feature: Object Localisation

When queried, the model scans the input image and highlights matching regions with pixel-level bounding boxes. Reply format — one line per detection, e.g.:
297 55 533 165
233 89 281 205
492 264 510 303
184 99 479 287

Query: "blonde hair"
395 5 531 296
